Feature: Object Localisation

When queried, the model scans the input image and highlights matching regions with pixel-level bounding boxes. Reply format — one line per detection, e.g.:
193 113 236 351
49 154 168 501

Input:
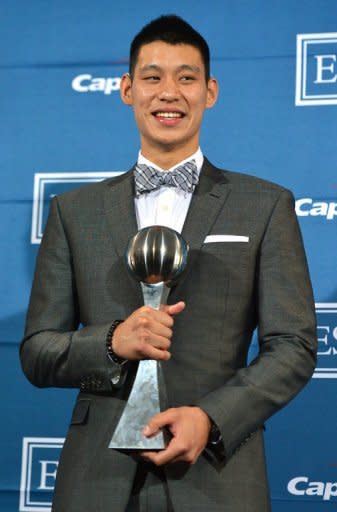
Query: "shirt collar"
137 147 204 176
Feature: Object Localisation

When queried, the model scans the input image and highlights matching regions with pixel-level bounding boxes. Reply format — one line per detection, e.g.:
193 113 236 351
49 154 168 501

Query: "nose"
158 76 180 101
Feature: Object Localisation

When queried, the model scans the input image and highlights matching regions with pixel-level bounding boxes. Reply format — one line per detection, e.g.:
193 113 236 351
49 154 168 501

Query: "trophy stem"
140 282 170 309
109 282 170 450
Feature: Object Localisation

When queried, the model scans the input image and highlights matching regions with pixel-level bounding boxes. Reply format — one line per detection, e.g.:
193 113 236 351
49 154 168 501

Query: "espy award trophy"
109 225 188 450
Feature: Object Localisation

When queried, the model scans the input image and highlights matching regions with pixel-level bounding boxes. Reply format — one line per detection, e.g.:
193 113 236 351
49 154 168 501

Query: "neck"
140 143 199 170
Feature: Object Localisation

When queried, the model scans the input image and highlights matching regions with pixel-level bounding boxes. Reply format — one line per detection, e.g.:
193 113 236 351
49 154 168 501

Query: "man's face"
121 41 218 161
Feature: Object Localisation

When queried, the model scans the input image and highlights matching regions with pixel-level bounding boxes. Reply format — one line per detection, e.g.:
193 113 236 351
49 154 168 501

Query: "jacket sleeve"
20 197 128 392
197 189 317 460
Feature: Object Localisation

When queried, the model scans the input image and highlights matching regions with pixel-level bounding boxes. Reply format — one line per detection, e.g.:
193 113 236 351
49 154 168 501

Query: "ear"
120 73 133 106
205 77 219 109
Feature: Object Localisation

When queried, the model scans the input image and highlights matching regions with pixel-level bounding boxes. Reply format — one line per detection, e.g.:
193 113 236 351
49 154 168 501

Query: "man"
21 15 317 512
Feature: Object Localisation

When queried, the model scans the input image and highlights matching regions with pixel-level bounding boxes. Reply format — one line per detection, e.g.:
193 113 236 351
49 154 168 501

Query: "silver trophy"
109 226 188 450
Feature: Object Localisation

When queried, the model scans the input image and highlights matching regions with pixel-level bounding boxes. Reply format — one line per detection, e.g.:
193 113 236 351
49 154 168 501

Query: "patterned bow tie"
134 160 199 197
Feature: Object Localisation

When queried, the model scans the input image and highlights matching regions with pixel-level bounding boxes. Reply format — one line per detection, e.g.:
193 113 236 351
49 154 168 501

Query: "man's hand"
111 302 185 361
140 406 212 466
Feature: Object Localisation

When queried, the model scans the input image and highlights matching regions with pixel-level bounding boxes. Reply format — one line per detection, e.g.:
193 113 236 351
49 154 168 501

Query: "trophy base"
109 428 169 451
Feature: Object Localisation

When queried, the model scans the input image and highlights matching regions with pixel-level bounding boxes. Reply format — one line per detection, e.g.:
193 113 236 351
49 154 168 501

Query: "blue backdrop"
1 1 336 510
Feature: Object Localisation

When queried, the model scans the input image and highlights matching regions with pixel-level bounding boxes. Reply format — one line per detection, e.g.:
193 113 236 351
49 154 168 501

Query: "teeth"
155 112 182 118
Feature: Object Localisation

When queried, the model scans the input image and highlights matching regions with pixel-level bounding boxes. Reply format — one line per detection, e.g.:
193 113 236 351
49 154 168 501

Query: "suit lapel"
182 158 232 250
103 168 138 259
169 159 232 294
103 168 144 305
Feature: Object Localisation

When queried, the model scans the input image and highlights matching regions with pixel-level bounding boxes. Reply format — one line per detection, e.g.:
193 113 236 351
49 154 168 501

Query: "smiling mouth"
153 111 185 119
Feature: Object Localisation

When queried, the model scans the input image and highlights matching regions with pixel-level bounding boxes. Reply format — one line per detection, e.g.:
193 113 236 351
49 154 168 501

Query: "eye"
144 75 160 81
180 75 195 82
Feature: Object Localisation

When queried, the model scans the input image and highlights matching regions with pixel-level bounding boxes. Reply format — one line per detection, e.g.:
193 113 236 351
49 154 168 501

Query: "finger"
167 452 198 464
137 308 175 330
139 450 164 465
143 409 176 436
160 301 186 316
141 439 184 466
139 450 161 464
141 318 173 340
142 450 197 466
141 344 171 361
135 317 173 346
134 319 172 351
149 334 171 351
138 304 173 320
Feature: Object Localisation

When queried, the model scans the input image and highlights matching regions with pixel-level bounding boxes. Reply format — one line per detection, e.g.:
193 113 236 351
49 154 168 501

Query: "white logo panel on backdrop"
31 172 121 244
296 198 337 220
19 437 64 512
296 32 337 106
314 303 337 379
72 74 121 94
287 476 337 501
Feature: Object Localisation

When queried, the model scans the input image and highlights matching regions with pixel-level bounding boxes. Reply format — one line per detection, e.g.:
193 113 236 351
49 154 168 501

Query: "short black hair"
129 15 210 80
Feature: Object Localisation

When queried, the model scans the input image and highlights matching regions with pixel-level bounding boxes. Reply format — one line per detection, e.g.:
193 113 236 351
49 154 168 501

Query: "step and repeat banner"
1 1 336 510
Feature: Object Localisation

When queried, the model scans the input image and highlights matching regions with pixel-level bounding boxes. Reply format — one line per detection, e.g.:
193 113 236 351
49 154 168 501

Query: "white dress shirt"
134 148 204 234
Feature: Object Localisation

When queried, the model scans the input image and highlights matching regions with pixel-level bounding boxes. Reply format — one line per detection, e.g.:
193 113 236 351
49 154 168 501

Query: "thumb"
143 410 172 437
160 301 186 316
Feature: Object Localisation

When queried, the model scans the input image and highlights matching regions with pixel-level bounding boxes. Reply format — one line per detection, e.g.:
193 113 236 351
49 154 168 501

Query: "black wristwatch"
207 421 226 461
208 421 223 447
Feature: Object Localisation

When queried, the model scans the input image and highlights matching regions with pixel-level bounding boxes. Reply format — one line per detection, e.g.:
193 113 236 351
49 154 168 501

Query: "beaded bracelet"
105 319 128 366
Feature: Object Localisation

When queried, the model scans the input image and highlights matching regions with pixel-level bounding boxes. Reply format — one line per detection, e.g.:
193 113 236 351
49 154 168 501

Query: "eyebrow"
139 64 202 74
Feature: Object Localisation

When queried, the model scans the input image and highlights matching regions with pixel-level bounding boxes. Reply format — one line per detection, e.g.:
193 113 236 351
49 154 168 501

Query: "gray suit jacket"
21 159 317 511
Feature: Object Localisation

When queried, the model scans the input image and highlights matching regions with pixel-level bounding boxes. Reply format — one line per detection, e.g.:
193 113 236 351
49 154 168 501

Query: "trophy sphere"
126 226 188 284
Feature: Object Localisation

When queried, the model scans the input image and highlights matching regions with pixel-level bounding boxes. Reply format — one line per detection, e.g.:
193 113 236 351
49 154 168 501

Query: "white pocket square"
204 235 249 243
